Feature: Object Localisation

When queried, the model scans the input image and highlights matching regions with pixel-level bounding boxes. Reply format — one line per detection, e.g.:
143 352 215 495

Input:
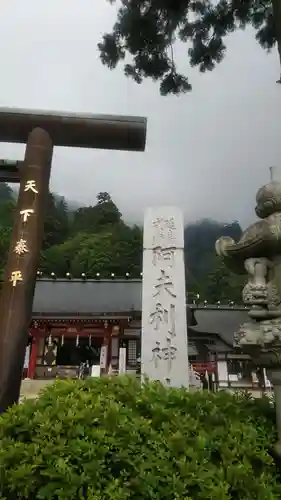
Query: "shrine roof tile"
189 309 248 346
33 279 142 315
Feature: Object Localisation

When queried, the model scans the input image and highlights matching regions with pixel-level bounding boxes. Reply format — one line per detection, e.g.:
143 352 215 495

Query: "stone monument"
215 167 281 456
141 207 189 388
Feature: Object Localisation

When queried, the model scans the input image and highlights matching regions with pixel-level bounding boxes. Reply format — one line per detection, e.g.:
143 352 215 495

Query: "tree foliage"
40 192 141 277
0 183 14 203
98 0 281 95
185 219 244 302
0 376 280 499
41 225 142 278
0 187 16 277
43 193 69 249
204 256 245 302
71 192 122 235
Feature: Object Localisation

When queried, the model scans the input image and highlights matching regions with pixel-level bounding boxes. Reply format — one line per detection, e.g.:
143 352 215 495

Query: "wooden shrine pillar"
0 128 53 413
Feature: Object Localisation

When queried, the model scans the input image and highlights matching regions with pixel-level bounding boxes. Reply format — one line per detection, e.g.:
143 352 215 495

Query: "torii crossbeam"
0 107 147 414
0 107 146 151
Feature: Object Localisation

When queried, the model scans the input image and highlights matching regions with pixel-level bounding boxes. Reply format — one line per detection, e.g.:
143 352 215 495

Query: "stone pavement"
20 378 54 401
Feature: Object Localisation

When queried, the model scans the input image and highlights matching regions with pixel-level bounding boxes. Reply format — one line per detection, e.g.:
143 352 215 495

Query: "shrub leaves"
0 376 280 499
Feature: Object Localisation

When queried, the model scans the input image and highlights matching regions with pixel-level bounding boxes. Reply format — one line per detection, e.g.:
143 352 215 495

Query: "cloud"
0 0 280 228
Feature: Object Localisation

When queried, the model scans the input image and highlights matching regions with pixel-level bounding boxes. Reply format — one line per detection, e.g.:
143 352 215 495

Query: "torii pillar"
0 107 147 414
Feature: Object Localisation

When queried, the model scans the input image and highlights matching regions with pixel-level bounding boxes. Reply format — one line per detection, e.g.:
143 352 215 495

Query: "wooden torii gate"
0 107 147 413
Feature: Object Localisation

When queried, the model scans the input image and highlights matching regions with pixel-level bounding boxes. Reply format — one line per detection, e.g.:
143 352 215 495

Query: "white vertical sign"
119 347 127 374
100 346 107 370
24 345 30 369
141 207 189 388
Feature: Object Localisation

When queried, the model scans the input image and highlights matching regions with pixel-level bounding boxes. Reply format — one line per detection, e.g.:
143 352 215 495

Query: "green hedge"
0 376 280 499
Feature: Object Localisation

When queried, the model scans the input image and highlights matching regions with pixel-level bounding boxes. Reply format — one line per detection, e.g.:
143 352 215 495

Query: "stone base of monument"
189 365 202 390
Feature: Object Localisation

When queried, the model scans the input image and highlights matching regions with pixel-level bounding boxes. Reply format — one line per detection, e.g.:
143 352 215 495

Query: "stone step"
20 379 54 399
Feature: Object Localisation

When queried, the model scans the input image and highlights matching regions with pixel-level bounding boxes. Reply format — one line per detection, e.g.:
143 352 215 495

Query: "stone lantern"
215 167 281 456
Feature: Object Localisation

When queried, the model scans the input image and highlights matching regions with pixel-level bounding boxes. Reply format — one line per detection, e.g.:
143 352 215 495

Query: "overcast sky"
0 0 280 228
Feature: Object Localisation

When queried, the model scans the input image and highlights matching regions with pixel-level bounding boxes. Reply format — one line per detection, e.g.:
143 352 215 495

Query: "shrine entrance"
56 337 102 368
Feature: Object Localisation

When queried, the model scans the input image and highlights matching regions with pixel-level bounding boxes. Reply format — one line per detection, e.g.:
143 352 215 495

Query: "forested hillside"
0 184 245 302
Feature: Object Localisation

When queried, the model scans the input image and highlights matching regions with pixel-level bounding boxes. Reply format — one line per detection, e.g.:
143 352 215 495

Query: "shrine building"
22 278 269 393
